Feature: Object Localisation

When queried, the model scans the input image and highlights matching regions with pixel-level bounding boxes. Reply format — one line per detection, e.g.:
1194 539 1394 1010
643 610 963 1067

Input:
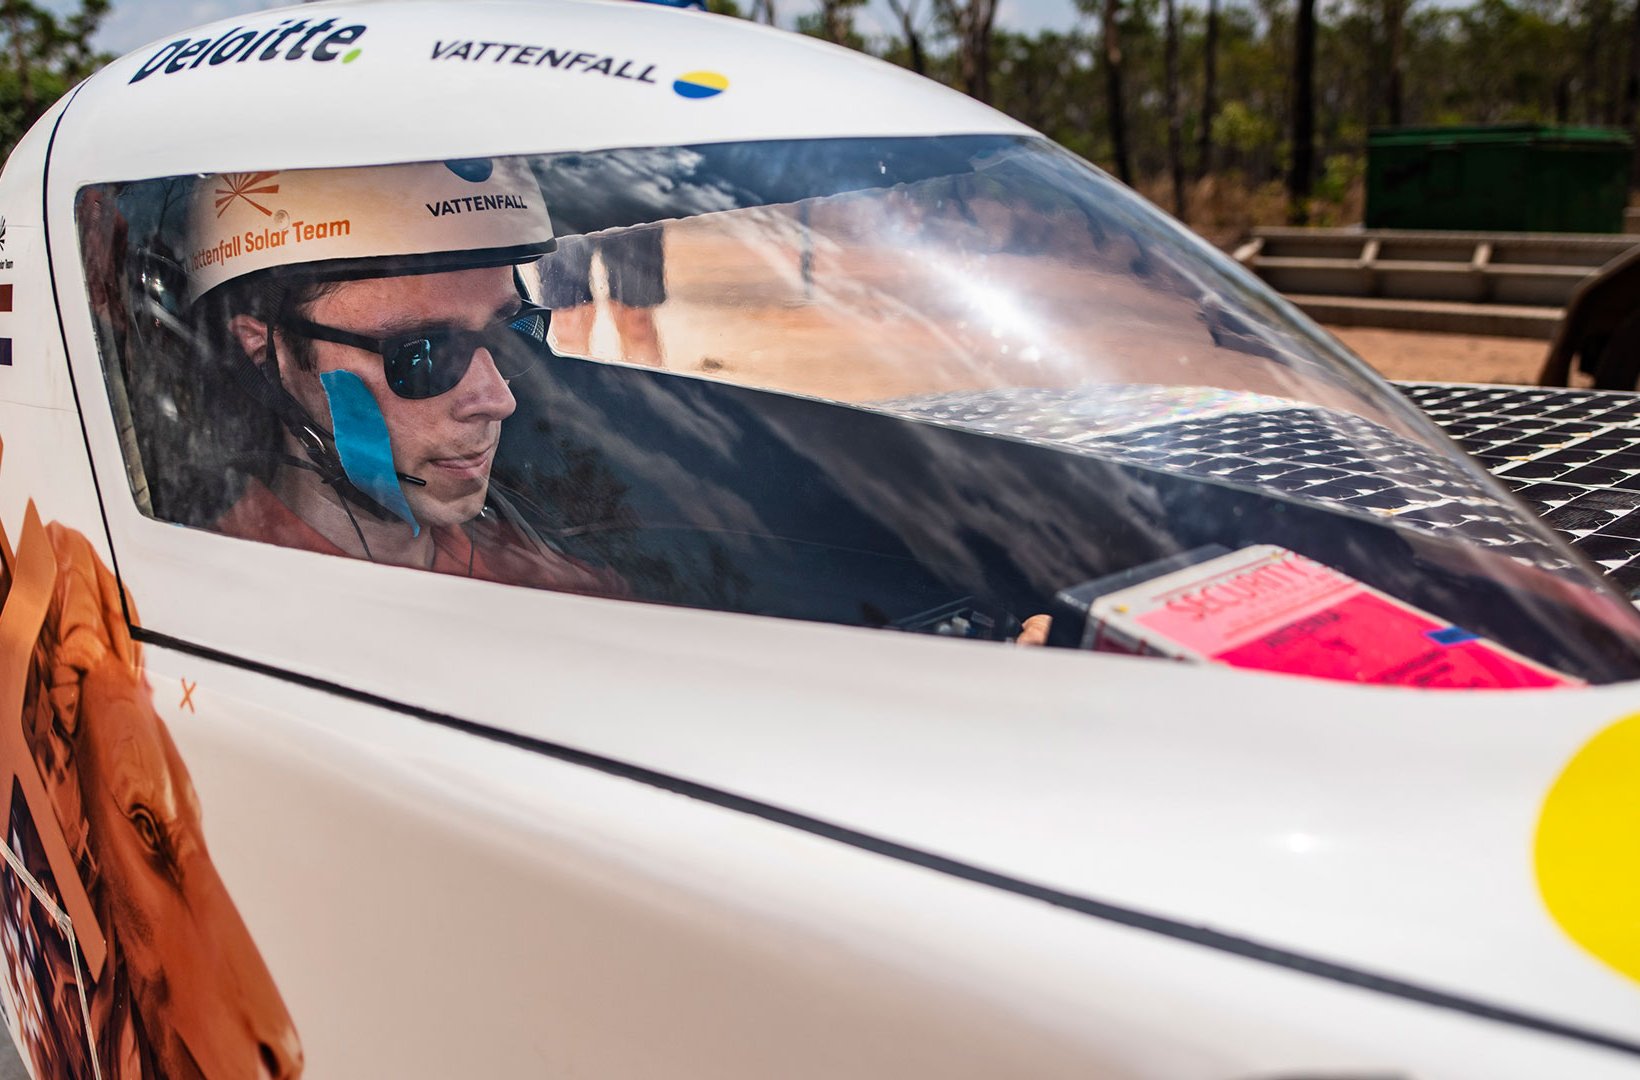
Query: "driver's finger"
1017 614 1051 647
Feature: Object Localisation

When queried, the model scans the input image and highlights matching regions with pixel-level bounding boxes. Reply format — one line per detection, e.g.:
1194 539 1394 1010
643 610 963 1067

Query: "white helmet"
185 156 555 300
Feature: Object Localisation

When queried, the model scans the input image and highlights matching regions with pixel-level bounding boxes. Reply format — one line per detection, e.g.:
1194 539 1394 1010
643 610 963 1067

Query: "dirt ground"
1322 326 1580 388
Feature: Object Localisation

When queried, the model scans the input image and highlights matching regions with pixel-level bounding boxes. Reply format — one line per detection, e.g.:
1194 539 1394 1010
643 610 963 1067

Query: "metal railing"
1233 227 1638 338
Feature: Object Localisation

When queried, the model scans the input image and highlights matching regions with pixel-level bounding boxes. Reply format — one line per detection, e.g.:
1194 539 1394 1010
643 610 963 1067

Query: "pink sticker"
1129 549 1574 688
1136 552 1354 655
1214 591 1569 687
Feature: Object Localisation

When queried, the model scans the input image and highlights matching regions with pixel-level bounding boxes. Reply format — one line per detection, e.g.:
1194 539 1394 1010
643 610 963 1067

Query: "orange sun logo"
213 171 280 218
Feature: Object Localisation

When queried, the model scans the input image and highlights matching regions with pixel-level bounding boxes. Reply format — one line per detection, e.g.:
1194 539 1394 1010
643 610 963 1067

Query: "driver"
187 158 618 592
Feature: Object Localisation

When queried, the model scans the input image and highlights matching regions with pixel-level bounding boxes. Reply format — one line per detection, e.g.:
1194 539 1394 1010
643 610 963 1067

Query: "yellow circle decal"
1536 712 1640 982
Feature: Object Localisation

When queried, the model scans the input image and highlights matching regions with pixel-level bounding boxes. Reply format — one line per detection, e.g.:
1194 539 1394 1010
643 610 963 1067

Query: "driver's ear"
227 314 271 367
229 314 304 384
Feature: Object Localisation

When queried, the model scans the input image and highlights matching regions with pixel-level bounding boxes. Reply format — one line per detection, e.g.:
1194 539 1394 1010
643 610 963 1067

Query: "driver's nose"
449 346 516 422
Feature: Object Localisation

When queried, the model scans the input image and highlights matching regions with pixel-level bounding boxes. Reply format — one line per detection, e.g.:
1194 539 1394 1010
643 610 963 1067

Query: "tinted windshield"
79 137 1640 685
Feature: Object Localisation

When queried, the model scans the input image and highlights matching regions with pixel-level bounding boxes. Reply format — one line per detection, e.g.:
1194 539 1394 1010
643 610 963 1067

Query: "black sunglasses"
282 303 551 400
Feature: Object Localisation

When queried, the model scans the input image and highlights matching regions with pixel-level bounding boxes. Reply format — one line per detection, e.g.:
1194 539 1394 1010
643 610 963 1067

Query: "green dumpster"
1365 124 1633 233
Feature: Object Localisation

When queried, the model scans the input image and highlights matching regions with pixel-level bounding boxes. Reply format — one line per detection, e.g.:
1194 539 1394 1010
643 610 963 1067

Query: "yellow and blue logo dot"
673 71 728 99
1537 712 1640 983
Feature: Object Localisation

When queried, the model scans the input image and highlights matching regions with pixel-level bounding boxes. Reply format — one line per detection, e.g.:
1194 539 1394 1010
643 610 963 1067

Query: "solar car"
0 1 1638 1076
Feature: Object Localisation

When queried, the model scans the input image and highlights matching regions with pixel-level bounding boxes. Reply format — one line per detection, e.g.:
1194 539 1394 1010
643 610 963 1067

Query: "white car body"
0 2 1637 1077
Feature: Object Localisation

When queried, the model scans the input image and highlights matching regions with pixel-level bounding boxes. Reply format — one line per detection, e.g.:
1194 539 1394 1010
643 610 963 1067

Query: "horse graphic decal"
0 449 302 1077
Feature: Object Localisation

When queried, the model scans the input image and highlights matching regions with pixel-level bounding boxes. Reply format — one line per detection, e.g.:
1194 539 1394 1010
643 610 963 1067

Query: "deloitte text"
130 18 367 83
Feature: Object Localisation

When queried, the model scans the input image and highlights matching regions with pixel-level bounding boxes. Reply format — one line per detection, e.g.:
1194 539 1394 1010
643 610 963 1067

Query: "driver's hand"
1016 614 1051 647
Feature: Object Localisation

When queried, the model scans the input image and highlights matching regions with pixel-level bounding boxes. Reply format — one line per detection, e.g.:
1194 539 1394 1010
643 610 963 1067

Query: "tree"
0 0 109 161
1102 0 1134 182
885 0 933 75
990 30 1102 158
798 0 868 46
1163 0 1185 214
1287 0 1317 222
1382 0 1409 126
933 0 1002 102
1197 0 1220 179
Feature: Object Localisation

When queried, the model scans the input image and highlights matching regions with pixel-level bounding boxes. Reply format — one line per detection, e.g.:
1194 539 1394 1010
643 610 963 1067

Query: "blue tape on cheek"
319 370 421 536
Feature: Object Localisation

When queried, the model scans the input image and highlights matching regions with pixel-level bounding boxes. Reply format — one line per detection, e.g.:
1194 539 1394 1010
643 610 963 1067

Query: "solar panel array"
1402 383 1640 596
892 386 1566 569
891 383 1640 594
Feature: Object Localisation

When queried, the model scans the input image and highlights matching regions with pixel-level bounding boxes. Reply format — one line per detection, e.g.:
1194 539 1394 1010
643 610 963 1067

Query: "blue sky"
48 0 1086 58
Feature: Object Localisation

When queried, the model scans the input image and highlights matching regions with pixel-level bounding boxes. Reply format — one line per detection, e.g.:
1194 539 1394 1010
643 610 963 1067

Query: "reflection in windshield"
534 138 1568 571
541 141 1365 409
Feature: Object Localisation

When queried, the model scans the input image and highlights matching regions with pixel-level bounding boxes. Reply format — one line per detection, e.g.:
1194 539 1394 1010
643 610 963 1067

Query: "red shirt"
216 480 622 596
